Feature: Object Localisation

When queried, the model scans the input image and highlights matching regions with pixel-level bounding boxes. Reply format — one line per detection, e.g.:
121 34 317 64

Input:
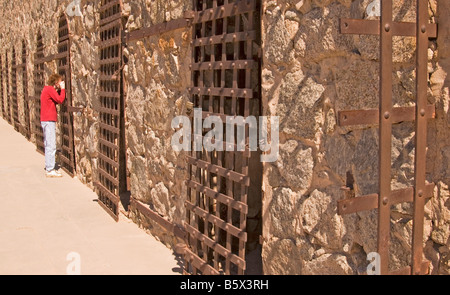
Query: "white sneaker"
46 170 63 178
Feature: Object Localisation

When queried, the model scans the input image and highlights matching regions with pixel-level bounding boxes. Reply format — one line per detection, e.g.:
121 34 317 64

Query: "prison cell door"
22 41 31 140
182 0 262 275
57 14 77 177
95 0 128 221
34 33 45 155
12 49 19 132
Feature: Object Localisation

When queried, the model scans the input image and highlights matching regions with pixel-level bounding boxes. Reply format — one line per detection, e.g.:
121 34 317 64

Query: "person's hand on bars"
60 81 65 90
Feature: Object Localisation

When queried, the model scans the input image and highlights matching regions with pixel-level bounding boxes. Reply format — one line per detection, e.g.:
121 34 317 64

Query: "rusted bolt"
384 111 390 119
385 24 390 32
342 204 347 211
420 108 426 117
418 190 424 198
382 197 389 205
421 25 426 33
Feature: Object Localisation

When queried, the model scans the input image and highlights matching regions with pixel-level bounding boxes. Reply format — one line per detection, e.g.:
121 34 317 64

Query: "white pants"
41 121 56 172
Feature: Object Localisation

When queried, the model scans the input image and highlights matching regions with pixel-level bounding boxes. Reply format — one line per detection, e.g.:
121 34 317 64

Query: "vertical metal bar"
412 0 428 275
378 0 393 275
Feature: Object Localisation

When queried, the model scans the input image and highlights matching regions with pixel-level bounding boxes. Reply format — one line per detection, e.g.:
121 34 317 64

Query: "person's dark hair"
47 74 62 86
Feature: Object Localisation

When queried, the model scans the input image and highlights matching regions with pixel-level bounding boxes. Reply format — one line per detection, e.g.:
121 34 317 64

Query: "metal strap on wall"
58 14 76 177
34 33 45 155
11 49 19 131
181 0 260 275
337 0 437 275
95 0 126 221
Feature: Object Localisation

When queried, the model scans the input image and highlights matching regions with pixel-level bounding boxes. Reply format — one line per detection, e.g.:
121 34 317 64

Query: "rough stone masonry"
0 0 449 274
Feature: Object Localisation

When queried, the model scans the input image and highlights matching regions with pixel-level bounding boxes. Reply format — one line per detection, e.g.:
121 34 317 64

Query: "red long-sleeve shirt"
40 86 66 122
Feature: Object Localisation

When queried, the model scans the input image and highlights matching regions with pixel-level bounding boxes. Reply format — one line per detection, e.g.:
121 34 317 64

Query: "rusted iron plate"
340 18 437 38
411 0 430 276
338 104 435 126
338 183 434 215
377 0 394 275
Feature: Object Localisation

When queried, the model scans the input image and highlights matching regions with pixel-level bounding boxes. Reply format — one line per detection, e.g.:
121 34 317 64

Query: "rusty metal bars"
5 53 11 125
0 56 3 119
34 33 45 154
22 40 31 139
412 0 431 276
11 49 19 131
95 0 125 221
57 14 76 177
337 0 437 275
183 0 260 275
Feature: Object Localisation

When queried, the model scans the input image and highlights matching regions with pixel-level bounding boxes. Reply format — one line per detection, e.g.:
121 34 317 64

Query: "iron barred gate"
181 0 261 275
57 14 76 177
34 33 45 155
95 0 127 221
22 40 31 139
11 49 19 132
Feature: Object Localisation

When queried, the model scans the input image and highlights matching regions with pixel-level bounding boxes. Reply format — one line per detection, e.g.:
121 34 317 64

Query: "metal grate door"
337 0 437 275
22 40 31 139
11 49 19 131
182 0 261 275
5 53 11 125
95 0 126 221
34 33 45 154
57 14 76 177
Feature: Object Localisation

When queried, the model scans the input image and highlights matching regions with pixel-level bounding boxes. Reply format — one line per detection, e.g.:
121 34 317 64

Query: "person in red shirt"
41 74 66 178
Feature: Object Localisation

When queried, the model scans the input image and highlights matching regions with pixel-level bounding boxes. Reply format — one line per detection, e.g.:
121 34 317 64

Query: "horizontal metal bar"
184 222 246 269
100 12 122 26
187 155 250 186
99 0 121 13
97 105 120 116
99 56 121 65
99 91 121 98
338 182 434 215
189 133 252 157
189 86 253 98
99 121 120 134
338 104 435 126
127 18 190 42
94 180 120 203
185 200 247 241
183 247 220 275
130 197 186 240
388 260 429 275
192 59 257 71
186 179 248 214
99 137 119 151
340 19 437 38
97 36 122 49
98 151 120 169
193 31 257 47
192 0 256 24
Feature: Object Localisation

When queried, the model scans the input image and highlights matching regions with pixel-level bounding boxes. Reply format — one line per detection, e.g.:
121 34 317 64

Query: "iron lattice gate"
11 49 19 132
34 33 45 155
57 14 76 177
5 53 11 125
22 40 31 139
95 0 126 221
337 0 437 275
182 0 260 275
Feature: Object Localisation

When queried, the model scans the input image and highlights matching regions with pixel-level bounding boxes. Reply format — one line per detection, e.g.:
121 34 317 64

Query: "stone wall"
260 0 450 274
0 0 449 275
